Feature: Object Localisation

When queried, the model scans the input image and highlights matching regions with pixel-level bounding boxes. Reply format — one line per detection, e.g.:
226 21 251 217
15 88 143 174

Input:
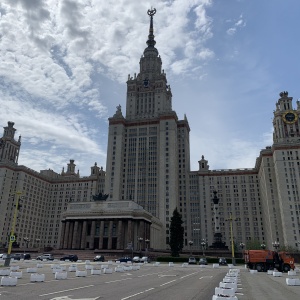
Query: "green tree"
246 238 263 250
169 207 184 257
279 244 299 253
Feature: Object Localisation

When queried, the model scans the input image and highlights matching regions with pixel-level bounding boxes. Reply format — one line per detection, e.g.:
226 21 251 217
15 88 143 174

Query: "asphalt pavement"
0 259 299 300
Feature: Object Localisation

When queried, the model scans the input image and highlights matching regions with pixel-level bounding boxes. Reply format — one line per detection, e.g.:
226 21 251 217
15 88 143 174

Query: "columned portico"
60 200 163 250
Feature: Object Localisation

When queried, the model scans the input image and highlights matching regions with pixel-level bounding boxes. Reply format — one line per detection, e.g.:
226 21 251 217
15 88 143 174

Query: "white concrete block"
76 270 87 277
223 277 237 284
85 260 91 265
212 296 238 300
36 263 43 268
115 266 124 272
0 269 10 276
9 271 22 278
132 265 140 270
52 267 63 274
51 264 61 269
123 266 132 271
273 271 283 277
267 270 273 275
30 273 45 282
219 282 237 291
101 264 109 269
27 268 37 273
91 269 102 275
182 263 188 267
153 262 160 266
55 272 67 280
215 287 235 297
288 271 297 276
103 268 113 274
10 265 20 271
1 276 18 286
286 278 300 286
68 266 77 272
169 262 174 267
107 260 113 264
213 264 219 268
250 270 258 274
85 265 93 270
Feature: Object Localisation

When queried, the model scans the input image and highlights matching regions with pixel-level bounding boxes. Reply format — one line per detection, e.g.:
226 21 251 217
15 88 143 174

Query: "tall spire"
146 8 157 50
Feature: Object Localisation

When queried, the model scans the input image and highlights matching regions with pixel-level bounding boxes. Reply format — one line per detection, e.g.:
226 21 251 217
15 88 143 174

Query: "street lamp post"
188 240 193 256
226 213 236 265
145 239 150 253
23 237 30 253
239 242 245 251
272 241 280 251
201 239 207 256
35 238 40 250
4 191 22 267
138 237 143 253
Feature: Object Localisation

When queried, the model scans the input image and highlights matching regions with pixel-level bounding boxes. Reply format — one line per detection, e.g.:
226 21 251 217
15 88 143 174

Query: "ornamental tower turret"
273 91 300 144
0 121 21 165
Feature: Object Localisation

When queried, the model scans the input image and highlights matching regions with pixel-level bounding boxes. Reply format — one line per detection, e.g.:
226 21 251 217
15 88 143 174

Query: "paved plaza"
0 259 300 300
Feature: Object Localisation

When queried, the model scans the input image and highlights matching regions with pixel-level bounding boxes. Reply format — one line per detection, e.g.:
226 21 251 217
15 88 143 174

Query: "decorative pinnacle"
146 8 156 48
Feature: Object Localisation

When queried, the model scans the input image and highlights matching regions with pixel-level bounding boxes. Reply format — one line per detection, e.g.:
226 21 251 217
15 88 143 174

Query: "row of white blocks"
212 268 240 300
264 268 300 286
0 260 142 286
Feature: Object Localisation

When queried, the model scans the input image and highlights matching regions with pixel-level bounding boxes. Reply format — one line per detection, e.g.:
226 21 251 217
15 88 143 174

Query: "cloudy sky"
1 0 299 176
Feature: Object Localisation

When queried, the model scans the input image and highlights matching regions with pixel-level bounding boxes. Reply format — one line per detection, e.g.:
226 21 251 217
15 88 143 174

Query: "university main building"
0 10 300 253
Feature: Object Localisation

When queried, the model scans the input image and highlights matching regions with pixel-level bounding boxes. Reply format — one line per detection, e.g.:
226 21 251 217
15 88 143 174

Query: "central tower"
105 9 191 249
126 8 173 120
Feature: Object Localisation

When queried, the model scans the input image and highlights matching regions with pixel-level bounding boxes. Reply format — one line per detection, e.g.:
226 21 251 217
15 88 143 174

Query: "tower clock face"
282 111 297 124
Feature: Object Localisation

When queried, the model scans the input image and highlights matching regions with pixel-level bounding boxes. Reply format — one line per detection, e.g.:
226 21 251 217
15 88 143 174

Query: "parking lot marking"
138 271 167 277
180 272 198 279
105 278 132 284
199 276 213 280
40 285 95 297
121 288 155 300
160 279 177 286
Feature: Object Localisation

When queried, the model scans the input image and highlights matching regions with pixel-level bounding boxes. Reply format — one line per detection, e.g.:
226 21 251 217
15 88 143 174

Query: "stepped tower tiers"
0 121 21 165
126 8 173 120
105 8 191 249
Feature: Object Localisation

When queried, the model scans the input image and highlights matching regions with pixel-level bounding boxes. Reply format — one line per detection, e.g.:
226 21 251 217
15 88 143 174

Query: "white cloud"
227 27 236 36
0 0 289 177
226 14 246 36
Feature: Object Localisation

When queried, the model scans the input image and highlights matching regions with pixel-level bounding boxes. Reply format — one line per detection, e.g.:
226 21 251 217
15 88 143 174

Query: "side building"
0 123 106 249
188 91 300 252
